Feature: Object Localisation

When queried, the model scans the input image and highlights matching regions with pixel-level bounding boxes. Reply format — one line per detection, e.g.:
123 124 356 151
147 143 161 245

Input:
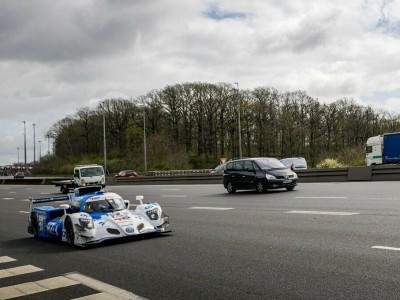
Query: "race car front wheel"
31 213 39 238
65 217 75 246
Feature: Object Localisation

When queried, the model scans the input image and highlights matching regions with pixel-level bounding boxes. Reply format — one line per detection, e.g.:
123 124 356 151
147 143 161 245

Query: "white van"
280 157 308 170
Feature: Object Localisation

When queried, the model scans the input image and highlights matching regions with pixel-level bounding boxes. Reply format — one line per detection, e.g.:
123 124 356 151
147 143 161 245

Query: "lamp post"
102 101 107 173
46 134 50 154
234 82 242 158
23 121 27 171
143 110 147 173
38 141 41 163
32 123 36 164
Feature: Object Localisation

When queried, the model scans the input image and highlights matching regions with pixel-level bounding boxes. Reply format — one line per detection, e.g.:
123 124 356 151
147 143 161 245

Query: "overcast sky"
1 0 400 166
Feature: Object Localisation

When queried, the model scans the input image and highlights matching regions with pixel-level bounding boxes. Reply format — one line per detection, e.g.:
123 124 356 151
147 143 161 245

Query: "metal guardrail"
1 165 400 186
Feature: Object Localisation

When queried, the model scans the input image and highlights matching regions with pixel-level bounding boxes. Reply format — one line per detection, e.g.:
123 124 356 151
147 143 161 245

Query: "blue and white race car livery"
27 186 171 247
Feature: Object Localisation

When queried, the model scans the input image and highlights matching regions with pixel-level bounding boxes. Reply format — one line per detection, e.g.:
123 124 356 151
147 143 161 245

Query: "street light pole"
23 121 27 171
32 123 36 164
144 110 147 173
102 102 107 173
38 141 41 163
234 82 242 158
46 134 50 154
17 147 19 164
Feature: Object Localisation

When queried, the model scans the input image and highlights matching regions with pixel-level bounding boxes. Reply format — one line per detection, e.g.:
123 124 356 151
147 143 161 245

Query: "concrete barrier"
2 166 400 186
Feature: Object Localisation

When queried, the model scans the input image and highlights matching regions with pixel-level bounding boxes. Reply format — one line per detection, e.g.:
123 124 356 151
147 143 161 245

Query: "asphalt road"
1 182 400 299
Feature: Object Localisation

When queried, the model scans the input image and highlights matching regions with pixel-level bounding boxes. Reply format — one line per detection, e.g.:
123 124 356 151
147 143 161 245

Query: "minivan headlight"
265 174 276 180
292 172 298 179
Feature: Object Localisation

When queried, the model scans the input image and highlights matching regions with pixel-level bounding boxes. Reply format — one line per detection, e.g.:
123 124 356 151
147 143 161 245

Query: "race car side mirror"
136 195 144 205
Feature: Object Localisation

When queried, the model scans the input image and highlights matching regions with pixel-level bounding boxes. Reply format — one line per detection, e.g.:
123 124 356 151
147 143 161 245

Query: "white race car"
27 186 171 247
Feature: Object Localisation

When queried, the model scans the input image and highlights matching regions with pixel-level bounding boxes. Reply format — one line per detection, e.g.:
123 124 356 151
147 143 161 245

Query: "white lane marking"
372 246 400 251
160 195 187 198
0 265 43 279
73 292 116 300
160 188 180 191
0 275 78 299
295 197 348 199
0 256 16 263
19 211 30 214
286 210 359 216
2 198 14 200
189 207 234 210
66 272 145 300
8 192 16 194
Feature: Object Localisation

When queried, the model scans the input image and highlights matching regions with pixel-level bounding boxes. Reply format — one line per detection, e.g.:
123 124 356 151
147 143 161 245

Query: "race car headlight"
146 208 160 220
265 174 276 180
79 218 94 230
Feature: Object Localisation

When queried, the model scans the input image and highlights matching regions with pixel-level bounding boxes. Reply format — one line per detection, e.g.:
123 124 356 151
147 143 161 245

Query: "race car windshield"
106 197 125 211
85 200 113 212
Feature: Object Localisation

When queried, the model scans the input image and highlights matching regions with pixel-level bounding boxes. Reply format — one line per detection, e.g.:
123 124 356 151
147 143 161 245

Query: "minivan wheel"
286 186 295 191
256 181 266 193
226 182 236 194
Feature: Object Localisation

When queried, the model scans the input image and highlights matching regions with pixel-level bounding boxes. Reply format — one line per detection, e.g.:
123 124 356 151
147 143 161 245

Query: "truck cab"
73 165 106 188
365 135 383 166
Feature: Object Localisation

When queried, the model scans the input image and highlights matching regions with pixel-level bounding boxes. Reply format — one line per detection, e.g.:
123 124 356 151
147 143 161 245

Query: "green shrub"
316 158 343 168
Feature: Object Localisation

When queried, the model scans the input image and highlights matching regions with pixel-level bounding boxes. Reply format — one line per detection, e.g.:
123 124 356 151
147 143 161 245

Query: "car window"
226 162 234 171
234 161 244 171
244 161 254 171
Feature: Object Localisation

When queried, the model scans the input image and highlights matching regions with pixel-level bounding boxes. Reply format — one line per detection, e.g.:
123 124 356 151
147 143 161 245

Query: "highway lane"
1 182 400 299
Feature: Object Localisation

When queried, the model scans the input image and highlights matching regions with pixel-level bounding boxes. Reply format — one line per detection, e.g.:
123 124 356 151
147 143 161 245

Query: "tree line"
42 82 400 173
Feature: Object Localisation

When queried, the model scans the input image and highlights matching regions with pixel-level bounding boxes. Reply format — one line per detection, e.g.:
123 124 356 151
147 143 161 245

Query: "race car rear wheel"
31 213 39 238
65 217 75 246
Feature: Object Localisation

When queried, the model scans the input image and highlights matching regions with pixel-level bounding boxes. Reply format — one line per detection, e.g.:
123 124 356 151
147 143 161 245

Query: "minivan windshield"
256 158 287 170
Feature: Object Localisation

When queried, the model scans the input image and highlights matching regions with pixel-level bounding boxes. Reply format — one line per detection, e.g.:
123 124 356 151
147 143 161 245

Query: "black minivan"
223 157 298 193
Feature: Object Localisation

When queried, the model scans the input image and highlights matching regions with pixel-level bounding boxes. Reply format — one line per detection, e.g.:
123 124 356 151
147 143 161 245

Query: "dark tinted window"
226 162 233 171
244 160 254 171
234 161 244 171
365 146 372 153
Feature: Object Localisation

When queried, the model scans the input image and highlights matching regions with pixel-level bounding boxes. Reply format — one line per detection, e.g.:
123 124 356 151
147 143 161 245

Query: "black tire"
65 217 75 246
61 186 69 194
256 181 266 193
286 186 295 191
226 181 236 194
31 213 39 238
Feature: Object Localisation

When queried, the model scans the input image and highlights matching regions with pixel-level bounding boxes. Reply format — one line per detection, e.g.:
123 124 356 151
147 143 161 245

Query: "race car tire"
31 213 39 238
256 181 266 193
286 186 295 191
61 186 69 194
65 217 75 246
226 181 236 194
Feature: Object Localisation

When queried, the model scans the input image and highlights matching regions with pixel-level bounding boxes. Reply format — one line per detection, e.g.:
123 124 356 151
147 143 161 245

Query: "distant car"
210 164 225 174
280 157 308 171
14 172 25 179
115 170 139 178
